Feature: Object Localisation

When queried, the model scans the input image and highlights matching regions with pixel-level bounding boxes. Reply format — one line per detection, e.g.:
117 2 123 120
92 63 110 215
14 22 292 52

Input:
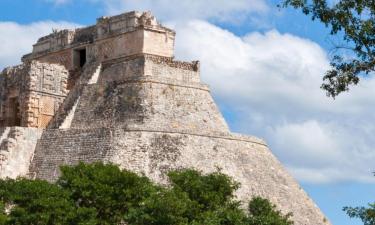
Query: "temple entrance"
8 97 21 126
73 48 87 68
79 49 87 67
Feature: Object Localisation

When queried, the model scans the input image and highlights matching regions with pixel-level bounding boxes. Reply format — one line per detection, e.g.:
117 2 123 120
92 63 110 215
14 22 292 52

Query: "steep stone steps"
59 97 80 129
88 64 102 84
48 62 102 129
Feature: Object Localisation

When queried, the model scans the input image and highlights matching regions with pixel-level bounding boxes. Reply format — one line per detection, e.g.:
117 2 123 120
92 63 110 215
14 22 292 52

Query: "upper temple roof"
23 11 175 62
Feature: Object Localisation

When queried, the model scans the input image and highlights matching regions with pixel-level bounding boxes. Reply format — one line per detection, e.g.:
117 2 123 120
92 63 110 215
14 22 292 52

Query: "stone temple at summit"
0 11 330 225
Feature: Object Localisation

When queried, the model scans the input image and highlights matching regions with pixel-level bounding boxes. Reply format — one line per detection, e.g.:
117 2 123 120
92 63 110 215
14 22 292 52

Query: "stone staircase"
88 64 102 84
59 97 80 129
48 62 102 129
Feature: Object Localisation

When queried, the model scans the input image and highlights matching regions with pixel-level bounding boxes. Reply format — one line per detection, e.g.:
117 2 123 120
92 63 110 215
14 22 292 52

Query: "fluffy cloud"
0 21 80 70
173 20 375 183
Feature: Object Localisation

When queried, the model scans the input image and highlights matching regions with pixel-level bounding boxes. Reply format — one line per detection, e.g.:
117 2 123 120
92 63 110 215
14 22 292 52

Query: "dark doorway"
79 48 87 67
8 97 21 126
74 48 87 68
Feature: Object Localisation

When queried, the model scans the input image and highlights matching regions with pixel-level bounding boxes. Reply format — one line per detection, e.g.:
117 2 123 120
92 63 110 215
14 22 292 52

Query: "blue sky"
0 1 374 224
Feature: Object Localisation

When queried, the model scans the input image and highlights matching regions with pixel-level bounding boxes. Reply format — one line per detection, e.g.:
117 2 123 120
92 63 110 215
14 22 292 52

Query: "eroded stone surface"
0 11 330 225
0 62 68 128
0 127 42 178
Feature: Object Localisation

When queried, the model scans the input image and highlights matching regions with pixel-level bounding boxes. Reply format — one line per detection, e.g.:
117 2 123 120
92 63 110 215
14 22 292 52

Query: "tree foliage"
248 197 294 225
344 204 375 225
281 0 375 97
343 172 375 224
0 162 293 225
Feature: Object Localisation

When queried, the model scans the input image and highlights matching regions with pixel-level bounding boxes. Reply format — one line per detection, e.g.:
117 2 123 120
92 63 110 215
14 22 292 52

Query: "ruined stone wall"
89 30 144 61
26 11 175 67
144 55 200 83
35 49 73 70
72 25 95 45
29 128 112 179
33 30 75 54
22 61 68 128
0 61 68 128
88 29 174 62
0 10 332 225
143 29 175 57
0 127 42 178
99 57 145 82
68 65 228 133
47 55 217 132
47 62 101 129
95 11 172 40
29 128 328 225
99 55 199 83
0 65 28 127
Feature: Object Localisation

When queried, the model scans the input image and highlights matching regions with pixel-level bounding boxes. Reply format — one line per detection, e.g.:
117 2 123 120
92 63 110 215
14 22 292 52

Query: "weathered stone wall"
99 55 199 83
25 11 175 67
99 56 145 83
29 128 328 225
95 11 163 40
90 31 145 61
0 127 42 179
88 29 174 62
0 65 28 127
0 61 68 128
33 30 75 54
28 128 112 179
0 10 331 225
144 55 200 83
143 29 175 57
69 78 228 133
47 62 101 128
35 49 73 70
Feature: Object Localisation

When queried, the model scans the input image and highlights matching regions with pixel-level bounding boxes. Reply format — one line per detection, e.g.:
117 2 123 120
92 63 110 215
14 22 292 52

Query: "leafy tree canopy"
343 173 375 225
0 162 293 225
281 0 375 97
344 204 375 225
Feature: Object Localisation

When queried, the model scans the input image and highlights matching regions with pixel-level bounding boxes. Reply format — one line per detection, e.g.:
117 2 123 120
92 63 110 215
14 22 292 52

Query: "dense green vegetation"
281 0 375 97
0 162 293 225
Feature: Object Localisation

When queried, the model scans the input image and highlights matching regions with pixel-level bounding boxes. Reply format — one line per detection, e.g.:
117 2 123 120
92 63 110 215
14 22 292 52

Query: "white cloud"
173 20 375 183
0 21 80 70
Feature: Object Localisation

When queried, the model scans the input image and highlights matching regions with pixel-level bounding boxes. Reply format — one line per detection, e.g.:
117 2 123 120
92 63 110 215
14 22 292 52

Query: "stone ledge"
102 54 200 72
92 75 210 91
50 127 267 147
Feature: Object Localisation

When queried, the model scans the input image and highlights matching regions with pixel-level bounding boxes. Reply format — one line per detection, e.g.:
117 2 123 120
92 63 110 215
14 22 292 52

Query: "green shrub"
0 162 293 225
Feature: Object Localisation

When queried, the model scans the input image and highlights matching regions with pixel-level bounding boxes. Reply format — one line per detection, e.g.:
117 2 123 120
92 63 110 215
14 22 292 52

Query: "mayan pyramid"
0 11 330 224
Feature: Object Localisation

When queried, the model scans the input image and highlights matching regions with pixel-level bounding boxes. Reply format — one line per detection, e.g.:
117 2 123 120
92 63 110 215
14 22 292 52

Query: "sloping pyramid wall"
29 55 330 225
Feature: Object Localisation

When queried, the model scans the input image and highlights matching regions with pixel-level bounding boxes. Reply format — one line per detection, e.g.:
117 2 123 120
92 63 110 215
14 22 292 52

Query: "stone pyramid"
0 11 330 225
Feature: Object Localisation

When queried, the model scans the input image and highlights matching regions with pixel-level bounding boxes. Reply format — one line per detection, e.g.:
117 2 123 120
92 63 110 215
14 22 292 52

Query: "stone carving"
40 51 71 69
0 61 68 128
139 11 158 26
97 41 115 60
